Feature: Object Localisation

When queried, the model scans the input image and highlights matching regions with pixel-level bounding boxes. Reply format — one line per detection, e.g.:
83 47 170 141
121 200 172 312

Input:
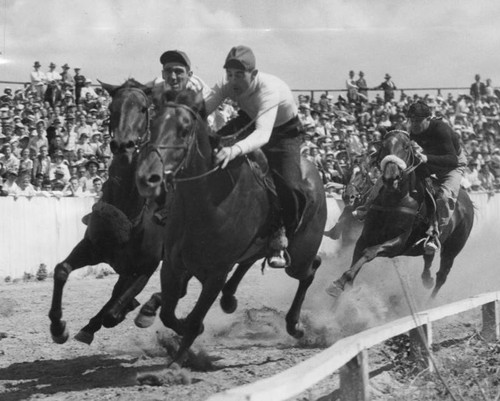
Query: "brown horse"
48 79 164 345
134 89 327 363
327 130 474 299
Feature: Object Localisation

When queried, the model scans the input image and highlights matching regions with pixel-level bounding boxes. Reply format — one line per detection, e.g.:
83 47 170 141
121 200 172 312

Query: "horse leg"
49 238 101 344
171 273 227 366
286 255 321 338
324 207 352 240
158 261 192 336
431 254 455 298
327 233 407 298
220 261 254 314
101 273 150 327
421 253 435 289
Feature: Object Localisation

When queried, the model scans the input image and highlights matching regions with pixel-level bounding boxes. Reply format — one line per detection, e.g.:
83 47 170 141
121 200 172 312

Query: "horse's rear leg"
49 238 100 344
220 261 254 314
431 255 455 298
135 292 162 328
286 255 321 338
421 252 435 289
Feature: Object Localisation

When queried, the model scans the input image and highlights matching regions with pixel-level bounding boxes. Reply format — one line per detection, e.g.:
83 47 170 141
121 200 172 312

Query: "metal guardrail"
207 291 500 401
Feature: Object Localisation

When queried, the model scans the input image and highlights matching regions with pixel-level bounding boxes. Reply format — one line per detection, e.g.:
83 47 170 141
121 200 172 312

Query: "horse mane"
161 88 207 121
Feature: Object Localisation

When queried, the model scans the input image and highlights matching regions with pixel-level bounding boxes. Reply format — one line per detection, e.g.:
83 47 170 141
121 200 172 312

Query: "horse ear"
98 80 119 96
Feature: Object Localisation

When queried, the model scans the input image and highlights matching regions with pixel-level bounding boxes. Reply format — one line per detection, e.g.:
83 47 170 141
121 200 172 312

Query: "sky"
0 0 500 94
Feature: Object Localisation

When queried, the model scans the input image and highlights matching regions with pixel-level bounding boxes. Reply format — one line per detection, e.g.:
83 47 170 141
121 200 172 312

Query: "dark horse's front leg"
220 261 255 314
75 274 150 344
49 238 102 344
327 232 409 298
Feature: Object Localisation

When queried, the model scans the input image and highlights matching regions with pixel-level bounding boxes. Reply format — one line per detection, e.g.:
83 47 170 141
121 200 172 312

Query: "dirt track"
0 231 498 401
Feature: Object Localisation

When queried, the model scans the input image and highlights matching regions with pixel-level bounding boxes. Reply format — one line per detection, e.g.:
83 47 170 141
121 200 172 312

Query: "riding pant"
217 113 305 238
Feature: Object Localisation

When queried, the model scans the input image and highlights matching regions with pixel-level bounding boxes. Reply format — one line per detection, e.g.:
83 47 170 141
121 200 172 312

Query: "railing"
207 291 500 401
0 79 470 100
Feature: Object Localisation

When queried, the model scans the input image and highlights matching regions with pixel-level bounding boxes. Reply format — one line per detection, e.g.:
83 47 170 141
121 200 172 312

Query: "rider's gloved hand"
410 140 423 153
415 150 428 163
214 144 243 169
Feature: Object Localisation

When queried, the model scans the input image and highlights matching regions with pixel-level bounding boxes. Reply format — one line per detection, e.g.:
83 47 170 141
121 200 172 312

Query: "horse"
134 89 327 363
324 157 375 246
48 79 164 345
326 129 474 299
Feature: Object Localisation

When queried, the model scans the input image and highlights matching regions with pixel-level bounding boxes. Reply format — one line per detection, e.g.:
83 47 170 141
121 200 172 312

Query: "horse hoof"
325 282 344 298
134 312 156 328
74 330 94 345
51 321 69 344
287 322 305 339
220 294 238 314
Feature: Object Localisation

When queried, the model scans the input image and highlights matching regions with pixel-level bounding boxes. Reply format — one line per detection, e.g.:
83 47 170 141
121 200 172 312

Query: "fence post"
408 314 433 372
481 300 499 341
339 349 369 401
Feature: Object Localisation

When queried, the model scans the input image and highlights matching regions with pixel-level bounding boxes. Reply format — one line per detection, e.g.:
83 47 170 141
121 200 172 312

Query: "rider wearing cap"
149 49 211 108
205 45 304 268
407 100 467 252
148 50 211 224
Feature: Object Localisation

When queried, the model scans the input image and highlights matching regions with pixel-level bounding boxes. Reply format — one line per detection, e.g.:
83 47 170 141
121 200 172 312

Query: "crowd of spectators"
0 62 499 201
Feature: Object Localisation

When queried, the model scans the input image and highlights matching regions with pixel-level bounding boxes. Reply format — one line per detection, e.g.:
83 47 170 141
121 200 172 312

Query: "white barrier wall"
0 193 494 278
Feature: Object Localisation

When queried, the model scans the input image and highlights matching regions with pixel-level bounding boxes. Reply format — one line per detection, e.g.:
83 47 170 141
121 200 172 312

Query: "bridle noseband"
144 101 219 186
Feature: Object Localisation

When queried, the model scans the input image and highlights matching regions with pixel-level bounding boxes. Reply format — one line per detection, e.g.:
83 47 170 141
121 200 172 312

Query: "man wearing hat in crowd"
373 73 397 104
81 156 100 192
44 62 62 107
28 120 48 154
73 67 86 104
205 45 306 268
60 63 75 93
149 49 211 108
30 61 47 100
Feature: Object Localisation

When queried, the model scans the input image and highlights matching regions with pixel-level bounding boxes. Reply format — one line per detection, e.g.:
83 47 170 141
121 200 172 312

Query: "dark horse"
134 89 327 363
324 157 374 246
48 79 164 344
327 130 474 299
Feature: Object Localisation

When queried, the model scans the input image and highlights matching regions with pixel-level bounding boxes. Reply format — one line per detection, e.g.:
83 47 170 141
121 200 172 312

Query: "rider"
148 49 211 108
205 45 305 268
149 50 211 223
407 100 467 253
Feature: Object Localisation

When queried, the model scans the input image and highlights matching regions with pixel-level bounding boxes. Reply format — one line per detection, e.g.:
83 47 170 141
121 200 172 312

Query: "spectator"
346 70 358 103
44 62 62 107
62 176 84 197
3 169 19 194
81 156 100 191
356 71 368 102
73 67 86 104
373 73 397 104
0 143 20 175
60 63 75 93
18 148 33 177
12 173 37 198
28 120 49 154
74 132 96 158
32 145 51 180
470 74 486 102
30 61 46 100
50 150 70 182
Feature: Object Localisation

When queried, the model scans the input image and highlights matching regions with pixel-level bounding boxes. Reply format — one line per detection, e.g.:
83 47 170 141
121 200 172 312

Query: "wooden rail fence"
207 291 500 401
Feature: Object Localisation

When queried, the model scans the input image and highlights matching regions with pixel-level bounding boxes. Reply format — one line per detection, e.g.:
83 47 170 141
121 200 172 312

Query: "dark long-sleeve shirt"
410 119 462 176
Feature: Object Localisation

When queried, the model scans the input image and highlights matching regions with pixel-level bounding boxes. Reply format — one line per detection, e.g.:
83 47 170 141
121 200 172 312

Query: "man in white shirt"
206 45 305 268
30 61 46 101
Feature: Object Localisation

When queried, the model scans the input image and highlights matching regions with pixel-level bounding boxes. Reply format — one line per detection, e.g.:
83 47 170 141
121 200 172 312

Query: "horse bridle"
108 88 152 153
145 101 219 186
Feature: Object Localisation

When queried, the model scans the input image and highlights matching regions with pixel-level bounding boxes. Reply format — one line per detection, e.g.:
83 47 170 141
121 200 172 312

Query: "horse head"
99 79 152 164
135 88 209 200
378 130 415 192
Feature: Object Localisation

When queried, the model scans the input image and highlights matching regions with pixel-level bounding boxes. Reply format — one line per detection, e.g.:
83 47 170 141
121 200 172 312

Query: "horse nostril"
147 174 162 185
